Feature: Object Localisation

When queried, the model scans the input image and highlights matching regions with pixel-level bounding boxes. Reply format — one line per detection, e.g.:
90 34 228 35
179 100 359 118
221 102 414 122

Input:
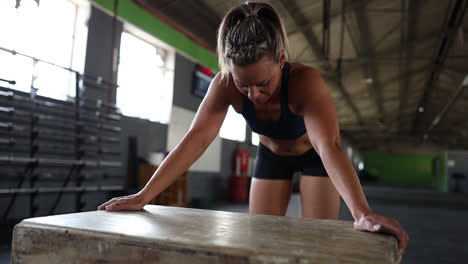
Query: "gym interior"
1 0 467 263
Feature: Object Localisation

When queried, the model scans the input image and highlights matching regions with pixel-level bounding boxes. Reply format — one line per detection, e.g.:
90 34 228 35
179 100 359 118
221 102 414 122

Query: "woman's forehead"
230 58 276 84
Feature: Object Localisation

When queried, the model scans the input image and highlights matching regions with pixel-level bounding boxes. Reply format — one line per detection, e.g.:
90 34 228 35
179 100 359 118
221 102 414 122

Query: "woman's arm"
298 68 409 256
137 73 230 204
298 68 370 220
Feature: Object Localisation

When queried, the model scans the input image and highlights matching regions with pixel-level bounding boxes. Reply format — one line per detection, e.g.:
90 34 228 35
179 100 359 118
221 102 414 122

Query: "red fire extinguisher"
229 148 251 203
234 148 250 176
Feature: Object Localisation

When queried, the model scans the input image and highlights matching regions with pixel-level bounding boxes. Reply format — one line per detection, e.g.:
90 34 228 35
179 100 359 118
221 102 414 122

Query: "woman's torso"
227 62 315 156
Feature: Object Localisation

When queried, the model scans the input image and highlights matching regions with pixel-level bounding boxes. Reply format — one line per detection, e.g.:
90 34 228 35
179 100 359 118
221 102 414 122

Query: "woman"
98 1 409 257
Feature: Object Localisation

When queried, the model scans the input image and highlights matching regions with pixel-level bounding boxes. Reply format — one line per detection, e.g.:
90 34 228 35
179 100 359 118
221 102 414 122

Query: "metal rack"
0 73 124 220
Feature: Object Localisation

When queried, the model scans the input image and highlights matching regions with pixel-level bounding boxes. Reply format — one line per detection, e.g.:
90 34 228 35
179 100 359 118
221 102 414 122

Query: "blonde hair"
216 1 289 83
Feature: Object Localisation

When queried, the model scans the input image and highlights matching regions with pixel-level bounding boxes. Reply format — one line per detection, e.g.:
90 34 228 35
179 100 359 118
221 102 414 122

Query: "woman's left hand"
354 212 410 258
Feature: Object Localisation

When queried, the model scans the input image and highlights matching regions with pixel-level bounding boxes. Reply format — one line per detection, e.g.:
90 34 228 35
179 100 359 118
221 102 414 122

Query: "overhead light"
462 74 468 87
432 116 441 126
418 106 424 113
457 27 464 48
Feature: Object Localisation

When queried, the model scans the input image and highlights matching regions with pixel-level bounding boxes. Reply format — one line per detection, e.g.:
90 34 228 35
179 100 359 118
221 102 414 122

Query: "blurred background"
0 0 467 263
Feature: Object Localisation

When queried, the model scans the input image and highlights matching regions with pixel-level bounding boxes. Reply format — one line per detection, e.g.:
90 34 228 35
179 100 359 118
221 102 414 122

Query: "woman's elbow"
315 139 343 156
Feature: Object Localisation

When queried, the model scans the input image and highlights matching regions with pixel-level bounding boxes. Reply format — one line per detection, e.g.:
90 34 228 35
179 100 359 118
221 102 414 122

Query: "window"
251 132 259 146
0 0 89 100
220 106 246 142
117 31 174 124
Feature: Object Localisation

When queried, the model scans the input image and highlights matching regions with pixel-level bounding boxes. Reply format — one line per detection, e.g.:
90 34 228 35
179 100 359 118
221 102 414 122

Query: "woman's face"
230 55 284 104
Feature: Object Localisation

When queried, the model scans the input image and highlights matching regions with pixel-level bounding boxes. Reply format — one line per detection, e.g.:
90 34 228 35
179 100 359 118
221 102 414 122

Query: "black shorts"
253 143 329 180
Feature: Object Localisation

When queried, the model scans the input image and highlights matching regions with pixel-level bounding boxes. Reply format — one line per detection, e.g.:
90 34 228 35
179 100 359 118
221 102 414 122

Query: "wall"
447 151 468 195
171 53 257 207
91 0 218 71
83 6 122 102
363 152 437 188
433 152 448 192
341 138 364 172
173 53 204 111
167 105 222 173
83 5 244 210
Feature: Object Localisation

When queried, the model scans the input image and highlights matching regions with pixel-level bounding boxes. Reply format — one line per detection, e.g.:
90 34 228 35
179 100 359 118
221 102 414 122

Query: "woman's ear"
279 50 286 67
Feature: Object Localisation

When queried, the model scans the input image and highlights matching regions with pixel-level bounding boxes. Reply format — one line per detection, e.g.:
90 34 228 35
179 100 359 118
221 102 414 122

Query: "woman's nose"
248 87 260 101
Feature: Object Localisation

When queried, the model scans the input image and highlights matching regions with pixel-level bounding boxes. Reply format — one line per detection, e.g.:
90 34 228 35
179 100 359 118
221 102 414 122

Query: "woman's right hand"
97 192 148 211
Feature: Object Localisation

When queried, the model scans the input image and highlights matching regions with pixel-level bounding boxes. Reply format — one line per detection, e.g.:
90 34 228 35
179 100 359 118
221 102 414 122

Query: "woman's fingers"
97 194 145 211
377 222 407 252
97 197 119 210
394 229 410 256
104 200 126 211
354 214 410 257
375 219 410 256
353 216 382 232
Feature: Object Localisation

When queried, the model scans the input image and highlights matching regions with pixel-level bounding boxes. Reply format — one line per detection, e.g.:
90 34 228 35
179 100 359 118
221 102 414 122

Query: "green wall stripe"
364 152 436 188
92 0 219 71
440 152 448 192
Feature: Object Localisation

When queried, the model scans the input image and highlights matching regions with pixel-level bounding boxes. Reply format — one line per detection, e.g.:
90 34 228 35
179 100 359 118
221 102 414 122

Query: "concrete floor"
212 185 468 264
1 185 467 264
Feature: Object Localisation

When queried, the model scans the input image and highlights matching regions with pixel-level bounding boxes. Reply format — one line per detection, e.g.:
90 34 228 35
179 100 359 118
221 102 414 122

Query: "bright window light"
117 32 174 124
251 132 259 146
0 0 88 100
220 106 246 142
0 51 33 93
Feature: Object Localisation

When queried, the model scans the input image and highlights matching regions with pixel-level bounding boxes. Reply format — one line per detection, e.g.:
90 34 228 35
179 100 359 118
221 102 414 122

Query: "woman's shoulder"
208 72 242 108
289 62 322 79
289 62 326 91
287 62 329 109
211 72 238 91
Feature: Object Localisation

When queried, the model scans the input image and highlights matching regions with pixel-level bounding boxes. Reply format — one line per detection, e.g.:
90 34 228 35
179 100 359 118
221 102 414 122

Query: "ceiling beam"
286 0 369 37
133 0 218 52
411 0 468 135
382 64 429 89
277 0 371 142
365 8 404 13
398 0 414 134
298 55 468 66
374 21 401 50
277 0 325 62
424 75 468 138
374 30 438 57
322 0 331 60
346 2 386 127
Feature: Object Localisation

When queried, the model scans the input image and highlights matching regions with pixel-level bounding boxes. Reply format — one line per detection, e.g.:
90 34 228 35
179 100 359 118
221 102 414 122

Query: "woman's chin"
252 97 269 104
252 99 265 104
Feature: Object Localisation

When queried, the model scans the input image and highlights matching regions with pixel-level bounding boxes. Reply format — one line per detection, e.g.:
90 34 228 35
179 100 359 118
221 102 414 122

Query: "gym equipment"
11 205 400 263
1 74 122 220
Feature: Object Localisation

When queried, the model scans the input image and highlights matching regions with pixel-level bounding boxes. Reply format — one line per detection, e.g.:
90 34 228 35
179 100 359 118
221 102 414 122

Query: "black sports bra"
241 62 306 139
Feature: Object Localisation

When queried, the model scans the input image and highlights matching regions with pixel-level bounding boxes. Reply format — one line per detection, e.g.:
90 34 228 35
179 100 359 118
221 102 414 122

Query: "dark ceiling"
135 0 468 153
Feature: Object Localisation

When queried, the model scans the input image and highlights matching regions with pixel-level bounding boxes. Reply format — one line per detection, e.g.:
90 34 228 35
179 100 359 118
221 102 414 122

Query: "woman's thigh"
300 176 340 220
249 178 292 216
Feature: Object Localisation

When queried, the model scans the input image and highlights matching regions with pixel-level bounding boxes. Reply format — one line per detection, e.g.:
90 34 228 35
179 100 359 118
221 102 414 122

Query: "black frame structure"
0 47 124 222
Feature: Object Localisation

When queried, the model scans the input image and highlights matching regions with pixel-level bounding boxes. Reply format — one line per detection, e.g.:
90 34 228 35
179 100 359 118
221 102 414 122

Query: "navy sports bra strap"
280 62 291 116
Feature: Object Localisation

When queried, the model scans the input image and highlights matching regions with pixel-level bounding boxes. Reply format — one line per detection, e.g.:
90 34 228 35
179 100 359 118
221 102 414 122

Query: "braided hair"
217 1 289 83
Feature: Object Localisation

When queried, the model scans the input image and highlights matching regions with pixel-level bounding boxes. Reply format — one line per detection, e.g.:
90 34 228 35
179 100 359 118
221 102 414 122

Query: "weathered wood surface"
11 205 399 263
